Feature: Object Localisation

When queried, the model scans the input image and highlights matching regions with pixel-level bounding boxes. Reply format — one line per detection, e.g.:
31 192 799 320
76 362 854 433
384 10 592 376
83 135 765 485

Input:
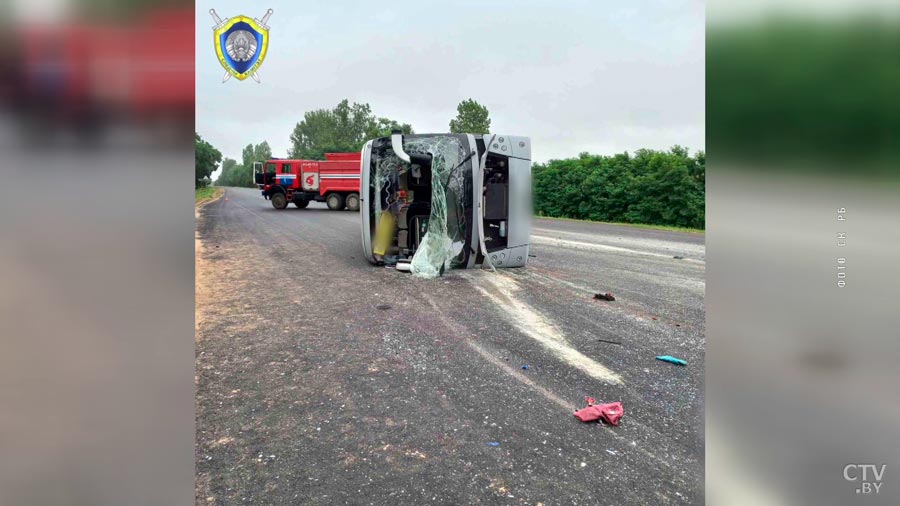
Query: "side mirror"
390 129 411 163
409 153 432 168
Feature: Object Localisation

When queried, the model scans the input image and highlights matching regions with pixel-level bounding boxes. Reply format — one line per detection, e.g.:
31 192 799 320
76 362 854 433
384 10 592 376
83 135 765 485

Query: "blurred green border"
708 16 900 176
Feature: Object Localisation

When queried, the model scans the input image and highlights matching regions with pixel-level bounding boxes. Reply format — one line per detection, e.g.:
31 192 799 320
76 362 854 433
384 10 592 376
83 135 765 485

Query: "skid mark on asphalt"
461 272 623 385
423 292 582 412
531 234 705 265
423 293 679 476
469 339 577 412
533 226 704 254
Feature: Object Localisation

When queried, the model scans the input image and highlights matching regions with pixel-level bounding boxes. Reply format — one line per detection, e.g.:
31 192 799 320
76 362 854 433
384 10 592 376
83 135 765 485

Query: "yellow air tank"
372 212 397 256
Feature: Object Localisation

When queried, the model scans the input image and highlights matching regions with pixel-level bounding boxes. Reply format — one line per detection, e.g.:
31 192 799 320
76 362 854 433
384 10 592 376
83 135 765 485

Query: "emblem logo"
209 9 273 83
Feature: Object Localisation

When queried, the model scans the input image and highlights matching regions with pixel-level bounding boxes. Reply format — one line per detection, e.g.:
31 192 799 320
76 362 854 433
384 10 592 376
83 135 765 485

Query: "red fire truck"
254 153 362 210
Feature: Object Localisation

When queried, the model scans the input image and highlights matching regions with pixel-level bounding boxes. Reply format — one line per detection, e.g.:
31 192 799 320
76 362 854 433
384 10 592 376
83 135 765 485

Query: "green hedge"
532 147 705 230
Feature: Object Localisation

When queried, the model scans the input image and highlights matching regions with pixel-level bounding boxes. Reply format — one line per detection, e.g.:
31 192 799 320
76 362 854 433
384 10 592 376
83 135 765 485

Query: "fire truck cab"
254 152 361 210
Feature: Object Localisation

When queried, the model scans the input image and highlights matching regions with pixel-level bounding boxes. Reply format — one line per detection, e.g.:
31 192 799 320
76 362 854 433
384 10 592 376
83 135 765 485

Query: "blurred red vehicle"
8 8 193 140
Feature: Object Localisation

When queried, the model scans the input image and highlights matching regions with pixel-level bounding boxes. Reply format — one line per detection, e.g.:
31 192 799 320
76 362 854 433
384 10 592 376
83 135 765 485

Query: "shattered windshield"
369 134 474 278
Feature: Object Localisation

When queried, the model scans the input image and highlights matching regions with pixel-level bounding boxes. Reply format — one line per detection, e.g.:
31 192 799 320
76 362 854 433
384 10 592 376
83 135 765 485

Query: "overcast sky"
197 0 704 177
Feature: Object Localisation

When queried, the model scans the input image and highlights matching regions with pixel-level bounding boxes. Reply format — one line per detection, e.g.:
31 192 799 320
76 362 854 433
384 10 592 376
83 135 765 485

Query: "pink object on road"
574 401 624 426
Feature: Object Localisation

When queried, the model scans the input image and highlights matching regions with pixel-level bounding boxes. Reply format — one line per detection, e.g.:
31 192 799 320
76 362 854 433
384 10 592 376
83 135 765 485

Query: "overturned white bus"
359 131 532 278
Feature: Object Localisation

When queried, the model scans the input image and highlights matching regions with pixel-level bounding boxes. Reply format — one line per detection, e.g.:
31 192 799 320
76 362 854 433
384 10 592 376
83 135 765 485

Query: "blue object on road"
656 355 687 366
487 442 501 447
521 365 530 370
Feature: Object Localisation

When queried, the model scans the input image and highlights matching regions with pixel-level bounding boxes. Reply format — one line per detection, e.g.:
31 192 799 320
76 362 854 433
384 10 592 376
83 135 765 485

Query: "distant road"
196 187 705 504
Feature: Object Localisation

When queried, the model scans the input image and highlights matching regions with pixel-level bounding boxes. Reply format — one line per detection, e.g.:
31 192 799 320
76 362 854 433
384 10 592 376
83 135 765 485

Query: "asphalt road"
195 187 705 505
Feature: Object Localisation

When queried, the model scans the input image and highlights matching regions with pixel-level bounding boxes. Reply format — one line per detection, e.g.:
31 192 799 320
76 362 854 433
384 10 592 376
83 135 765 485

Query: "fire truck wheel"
326 193 345 211
346 193 360 212
294 200 309 209
271 192 288 209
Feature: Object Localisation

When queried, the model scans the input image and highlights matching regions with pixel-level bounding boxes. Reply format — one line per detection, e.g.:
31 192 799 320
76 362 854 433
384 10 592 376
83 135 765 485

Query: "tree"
369 117 415 140
213 141 272 188
289 99 413 160
234 141 272 187
449 99 491 134
242 141 272 169
532 147 705 229
214 158 238 186
195 133 222 188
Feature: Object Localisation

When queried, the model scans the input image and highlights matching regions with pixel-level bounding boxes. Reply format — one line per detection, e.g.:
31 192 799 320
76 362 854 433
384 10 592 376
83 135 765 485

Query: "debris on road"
673 255 684 259
593 292 616 301
574 400 624 426
521 364 530 370
197 184 706 503
656 355 687 366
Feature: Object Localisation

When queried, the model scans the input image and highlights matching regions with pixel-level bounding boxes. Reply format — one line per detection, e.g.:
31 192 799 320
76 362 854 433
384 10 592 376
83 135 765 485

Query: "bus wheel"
326 193 345 210
345 193 360 211
271 192 288 209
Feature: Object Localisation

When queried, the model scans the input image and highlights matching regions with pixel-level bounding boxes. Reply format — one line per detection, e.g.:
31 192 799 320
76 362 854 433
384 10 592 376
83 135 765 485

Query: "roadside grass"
534 215 704 234
196 186 224 206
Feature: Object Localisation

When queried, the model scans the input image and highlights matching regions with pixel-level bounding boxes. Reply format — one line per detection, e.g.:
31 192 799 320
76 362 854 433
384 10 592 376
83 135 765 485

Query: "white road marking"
423 293 677 475
467 272 623 385
531 234 705 264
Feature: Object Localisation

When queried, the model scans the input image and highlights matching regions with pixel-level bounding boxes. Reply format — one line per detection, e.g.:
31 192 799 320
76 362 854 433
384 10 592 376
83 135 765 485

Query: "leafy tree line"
288 97 493 159
214 142 272 188
200 100 705 229
203 98 486 188
289 99 414 160
532 147 705 229
195 133 222 188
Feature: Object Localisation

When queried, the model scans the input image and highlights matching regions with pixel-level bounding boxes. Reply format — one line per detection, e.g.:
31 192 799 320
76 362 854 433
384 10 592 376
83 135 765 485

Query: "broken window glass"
369 134 474 278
